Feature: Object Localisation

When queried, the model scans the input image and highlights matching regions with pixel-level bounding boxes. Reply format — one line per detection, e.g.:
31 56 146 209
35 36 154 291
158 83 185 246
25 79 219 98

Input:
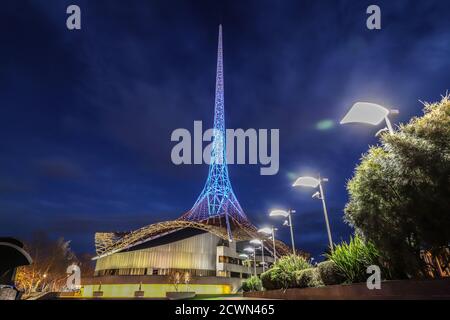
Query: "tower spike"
180 25 253 240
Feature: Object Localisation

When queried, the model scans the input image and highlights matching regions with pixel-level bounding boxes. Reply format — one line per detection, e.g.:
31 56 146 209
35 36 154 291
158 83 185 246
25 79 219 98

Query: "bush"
326 235 380 283
275 254 311 273
345 95 450 278
261 254 312 290
295 268 323 288
241 276 262 292
317 260 345 285
260 267 285 290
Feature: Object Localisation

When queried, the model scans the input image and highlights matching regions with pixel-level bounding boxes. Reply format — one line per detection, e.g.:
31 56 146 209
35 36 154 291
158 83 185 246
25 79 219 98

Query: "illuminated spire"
180 25 252 240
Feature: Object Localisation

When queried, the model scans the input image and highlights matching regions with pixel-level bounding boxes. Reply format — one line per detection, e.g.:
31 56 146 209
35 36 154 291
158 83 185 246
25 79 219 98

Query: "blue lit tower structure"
91 26 294 272
180 25 254 240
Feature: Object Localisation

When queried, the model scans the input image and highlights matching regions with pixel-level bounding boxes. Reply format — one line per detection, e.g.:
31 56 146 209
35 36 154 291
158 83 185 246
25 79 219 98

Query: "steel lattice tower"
180 25 254 240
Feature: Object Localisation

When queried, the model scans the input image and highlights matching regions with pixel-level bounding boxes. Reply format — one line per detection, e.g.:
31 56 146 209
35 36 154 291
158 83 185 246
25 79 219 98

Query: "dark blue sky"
1 0 449 259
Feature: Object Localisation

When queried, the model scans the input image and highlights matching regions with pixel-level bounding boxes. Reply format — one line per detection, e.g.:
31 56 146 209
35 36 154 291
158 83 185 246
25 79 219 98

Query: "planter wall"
244 279 450 300
166 292 196 300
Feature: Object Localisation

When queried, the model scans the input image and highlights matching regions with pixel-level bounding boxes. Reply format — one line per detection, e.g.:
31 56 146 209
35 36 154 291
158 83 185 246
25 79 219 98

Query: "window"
217 270 227 277
94 268 216 277
218 239 230 247
219 255 242 265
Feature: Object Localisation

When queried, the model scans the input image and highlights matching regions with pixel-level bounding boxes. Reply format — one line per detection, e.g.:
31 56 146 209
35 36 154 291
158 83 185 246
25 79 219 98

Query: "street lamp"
340 102 399 135
250 239 266 272
258 227 278 262
244 247 256 276
270 209 296 255
239 253 251 276
293 176 334 252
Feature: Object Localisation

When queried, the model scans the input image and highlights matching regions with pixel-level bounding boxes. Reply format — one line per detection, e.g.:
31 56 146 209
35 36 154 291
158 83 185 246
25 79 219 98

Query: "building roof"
94 217 292 259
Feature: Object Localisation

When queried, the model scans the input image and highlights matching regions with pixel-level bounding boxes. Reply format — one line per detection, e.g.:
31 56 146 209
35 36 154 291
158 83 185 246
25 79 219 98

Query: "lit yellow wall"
95 232 221 271
81 283 231 298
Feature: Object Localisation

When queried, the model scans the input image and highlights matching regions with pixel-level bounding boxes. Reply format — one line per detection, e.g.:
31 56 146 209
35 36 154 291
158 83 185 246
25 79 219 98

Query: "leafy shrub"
260 268 282 291
241 276 262 292
275 254 312 273
317 260 345 285
326 235 380 283
295 268 323 288
261 254 312 290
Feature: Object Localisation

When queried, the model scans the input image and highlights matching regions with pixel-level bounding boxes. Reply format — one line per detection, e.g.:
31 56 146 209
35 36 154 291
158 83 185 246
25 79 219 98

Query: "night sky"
1 0 449 260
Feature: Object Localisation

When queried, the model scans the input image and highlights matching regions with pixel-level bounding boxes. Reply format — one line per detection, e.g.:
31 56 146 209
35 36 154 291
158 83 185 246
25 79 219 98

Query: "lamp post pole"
271 227 277 262
288 210 296 255
260 244 266 273
253 253 257 276
384 116 394 134
318 180 333 252
269 209 296 255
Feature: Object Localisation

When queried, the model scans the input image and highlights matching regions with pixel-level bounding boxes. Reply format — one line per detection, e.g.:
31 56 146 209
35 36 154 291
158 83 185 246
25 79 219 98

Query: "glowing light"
257 227 272 235
244 247 255 253
316 119 335 130
269 210 289 218
292 176 320 188
239 253 249 259
250 239 262 245
340 102 389 126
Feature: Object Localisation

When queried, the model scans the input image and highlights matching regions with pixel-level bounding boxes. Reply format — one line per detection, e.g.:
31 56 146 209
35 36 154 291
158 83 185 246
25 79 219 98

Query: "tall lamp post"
292 176 334 252
340 102 399 135
250 239 265 272
239 253 251 276
258 227 278 263
270 209 296 255
244 247 256 276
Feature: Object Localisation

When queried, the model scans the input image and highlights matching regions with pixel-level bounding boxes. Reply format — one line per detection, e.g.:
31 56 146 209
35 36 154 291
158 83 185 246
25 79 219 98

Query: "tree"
15 233 76 298
345 95 450 279
168 271 181 292
183 271 191 292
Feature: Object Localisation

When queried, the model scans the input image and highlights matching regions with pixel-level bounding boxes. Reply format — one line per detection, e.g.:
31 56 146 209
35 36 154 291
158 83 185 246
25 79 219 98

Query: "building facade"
81 228 274 298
